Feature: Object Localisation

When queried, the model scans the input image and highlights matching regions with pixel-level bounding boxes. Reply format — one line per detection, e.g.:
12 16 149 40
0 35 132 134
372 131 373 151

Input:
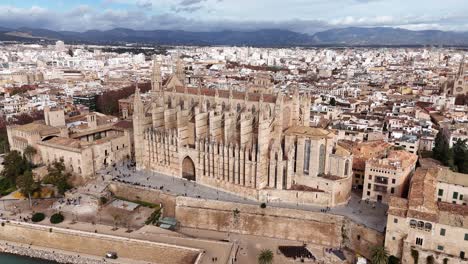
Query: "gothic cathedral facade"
132 59 353 206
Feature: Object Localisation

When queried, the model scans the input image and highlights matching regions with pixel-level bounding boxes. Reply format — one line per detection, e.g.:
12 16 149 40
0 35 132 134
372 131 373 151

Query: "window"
465 234 468 241
392 179 396 184
318 144 326 175
391 187 395 194
424 223 432 231
369 175 372 180
461 195 464 201
357 235 360 240
410 220 417 228
460 251 465 260
453 192 459 199
368 183 372 189
417 221 424 229
437 245 444 251
416 237 423 246
303 140 311 175
440 228 446 236
438 189 443 196
345 160 350 176
394 218 398 224
367 191 370 196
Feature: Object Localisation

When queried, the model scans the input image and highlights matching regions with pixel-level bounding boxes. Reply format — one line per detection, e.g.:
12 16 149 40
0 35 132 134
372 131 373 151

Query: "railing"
373 185 388 193
375 176 388 185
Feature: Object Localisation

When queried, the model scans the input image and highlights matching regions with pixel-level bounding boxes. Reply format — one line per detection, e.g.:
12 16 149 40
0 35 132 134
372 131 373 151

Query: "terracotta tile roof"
171 86 278 103
438 202 468 217
14 122 61 136
41 137 85 149
113 120 133 129
389 167 468 222
285 126 333 138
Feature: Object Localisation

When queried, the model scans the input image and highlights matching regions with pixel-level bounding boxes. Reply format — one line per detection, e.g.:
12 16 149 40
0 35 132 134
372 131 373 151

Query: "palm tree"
371 246 389 264
258 249 274 264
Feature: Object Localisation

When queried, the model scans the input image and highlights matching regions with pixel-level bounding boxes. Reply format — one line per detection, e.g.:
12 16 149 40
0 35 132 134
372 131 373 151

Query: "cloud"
136 0 152 9
0 4 468 34
179 0 206 6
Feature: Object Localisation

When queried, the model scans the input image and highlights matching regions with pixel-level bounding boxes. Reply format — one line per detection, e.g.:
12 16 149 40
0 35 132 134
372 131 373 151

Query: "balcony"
375 176 388 185
374 185 388 193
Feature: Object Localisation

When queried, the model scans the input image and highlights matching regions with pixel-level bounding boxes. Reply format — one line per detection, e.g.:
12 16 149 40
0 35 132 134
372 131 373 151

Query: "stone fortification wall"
108 182 177 217
175 196 344 247
175 196 384 260
109 183 384 260
0 221 200 264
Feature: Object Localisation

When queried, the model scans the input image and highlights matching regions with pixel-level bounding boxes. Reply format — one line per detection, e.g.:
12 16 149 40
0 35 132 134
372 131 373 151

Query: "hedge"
31 212 45 222
50 213 64 224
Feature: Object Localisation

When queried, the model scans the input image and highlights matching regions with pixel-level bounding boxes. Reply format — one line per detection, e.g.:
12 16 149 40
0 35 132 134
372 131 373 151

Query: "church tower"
175 57 185 85
132 83 145 169
151 59 162 93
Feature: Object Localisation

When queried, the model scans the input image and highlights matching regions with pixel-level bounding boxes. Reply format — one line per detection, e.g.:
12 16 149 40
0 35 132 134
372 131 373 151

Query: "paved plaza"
104 162 388 232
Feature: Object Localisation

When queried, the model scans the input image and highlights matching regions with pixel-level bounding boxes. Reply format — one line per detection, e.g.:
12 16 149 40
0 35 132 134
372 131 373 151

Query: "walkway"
103 162 388 232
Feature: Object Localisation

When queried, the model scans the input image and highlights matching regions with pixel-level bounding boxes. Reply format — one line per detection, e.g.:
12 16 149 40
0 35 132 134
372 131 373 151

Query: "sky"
0 0 467 34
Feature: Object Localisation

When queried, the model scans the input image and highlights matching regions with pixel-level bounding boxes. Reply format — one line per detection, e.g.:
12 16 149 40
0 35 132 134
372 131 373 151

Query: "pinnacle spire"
152 59 161 92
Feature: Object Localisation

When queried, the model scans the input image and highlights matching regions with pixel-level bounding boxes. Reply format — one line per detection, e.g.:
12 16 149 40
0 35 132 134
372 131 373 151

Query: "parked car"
105 252 118 259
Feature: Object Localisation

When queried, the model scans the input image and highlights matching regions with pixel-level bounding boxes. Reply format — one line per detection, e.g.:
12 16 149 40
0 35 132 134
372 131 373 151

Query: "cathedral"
132 59 353 207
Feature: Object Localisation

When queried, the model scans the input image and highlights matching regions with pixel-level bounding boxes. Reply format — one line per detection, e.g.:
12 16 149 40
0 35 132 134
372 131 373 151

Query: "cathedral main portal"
182 156 196 181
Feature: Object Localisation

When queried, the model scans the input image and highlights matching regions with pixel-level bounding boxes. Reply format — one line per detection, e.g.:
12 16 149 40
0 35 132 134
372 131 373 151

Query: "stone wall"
175 196 385 260
107 183 384 260
342 218 385 260
258 189 330 206
108 182 177 217
175 196 344 247
0 221 200 264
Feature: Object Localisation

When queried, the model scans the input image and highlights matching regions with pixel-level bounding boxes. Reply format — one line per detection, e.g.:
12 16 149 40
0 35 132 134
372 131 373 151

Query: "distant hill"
311 27 468 46
1 26 468 46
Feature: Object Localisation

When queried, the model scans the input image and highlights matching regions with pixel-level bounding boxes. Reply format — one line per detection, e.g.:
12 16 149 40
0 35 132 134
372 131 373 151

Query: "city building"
386 166 468 263
362 150 418 203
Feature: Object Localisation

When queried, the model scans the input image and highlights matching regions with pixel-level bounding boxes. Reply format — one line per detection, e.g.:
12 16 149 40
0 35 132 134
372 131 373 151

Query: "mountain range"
1 26 468 47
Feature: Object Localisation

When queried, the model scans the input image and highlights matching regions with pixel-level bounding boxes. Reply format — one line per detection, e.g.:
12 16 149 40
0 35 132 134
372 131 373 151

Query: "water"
0 253 56 264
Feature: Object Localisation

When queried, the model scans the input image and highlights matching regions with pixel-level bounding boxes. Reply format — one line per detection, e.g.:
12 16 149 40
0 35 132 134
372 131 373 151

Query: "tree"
388 255 400 264
1 150 28 185
16 170 37 208
68 48 74 57
43 159 71 195
23 145 37 164
433 129 452 166
112 213 120 229
371 246 389 264
258 249 274 264
452 139 468 173
411 249 419 264
426 255 435 264
96 82 151 116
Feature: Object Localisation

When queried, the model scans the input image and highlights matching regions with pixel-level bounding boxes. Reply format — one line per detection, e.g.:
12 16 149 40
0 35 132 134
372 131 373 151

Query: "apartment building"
362 150 418 203
386 167 468 263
